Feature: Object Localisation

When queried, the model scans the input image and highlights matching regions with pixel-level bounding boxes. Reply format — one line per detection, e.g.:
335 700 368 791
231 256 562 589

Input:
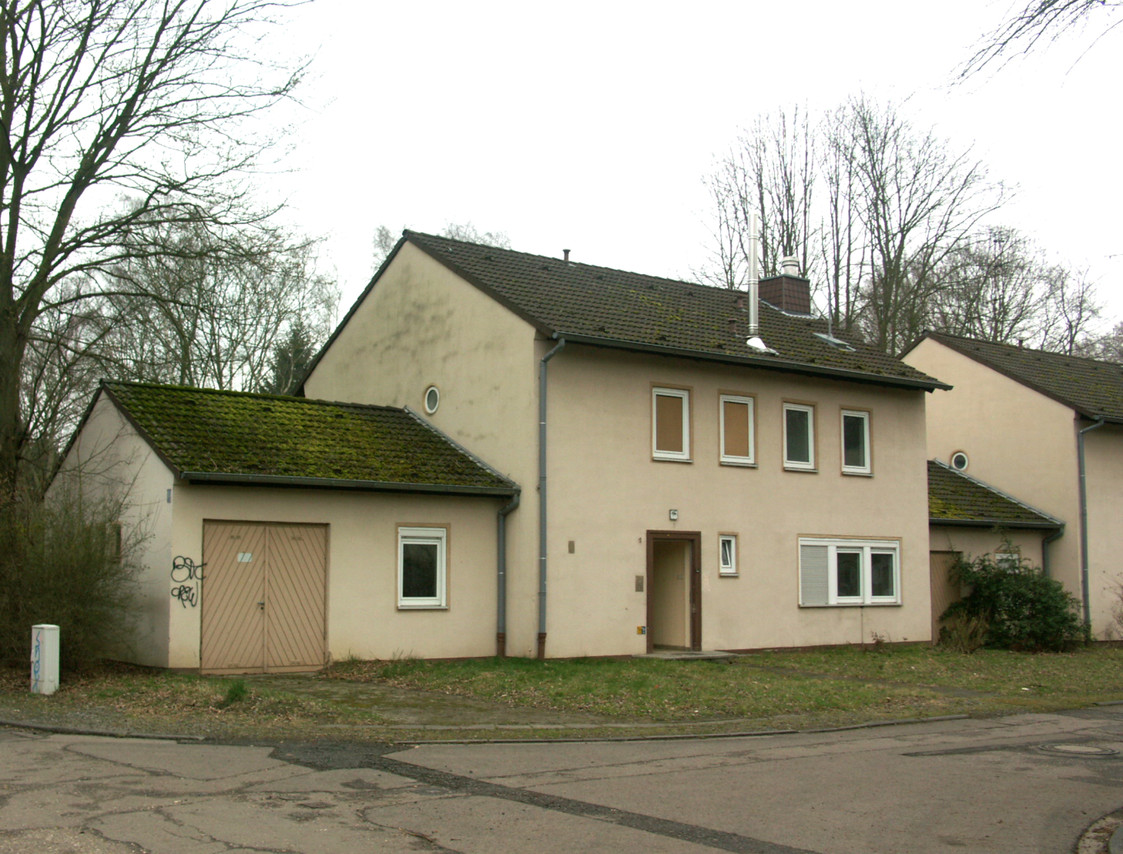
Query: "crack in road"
272 743 820 854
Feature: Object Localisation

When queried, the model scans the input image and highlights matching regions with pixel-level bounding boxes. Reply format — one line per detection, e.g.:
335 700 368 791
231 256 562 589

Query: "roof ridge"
929 330 1122 370
103 380 407 414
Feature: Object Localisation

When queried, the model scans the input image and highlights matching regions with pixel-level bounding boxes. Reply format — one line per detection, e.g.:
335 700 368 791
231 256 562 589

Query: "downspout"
538 335 566 660
1040 525 1064 578
1077 418 1105 629
496 490 521 658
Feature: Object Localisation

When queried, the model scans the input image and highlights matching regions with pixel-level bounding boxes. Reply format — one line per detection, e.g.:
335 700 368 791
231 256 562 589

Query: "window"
720 395 754 465
398 527 447 608
783 403 815 470
653 387 690 461
950 451 969 471
799 538 900 605
424 385 440 414
841 410 871 475
719 534 738 576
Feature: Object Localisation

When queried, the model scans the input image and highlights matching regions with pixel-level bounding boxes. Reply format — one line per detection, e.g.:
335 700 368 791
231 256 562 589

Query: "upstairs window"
783 403 815 470
799 538 900 606
720 394 755 465
653 387 690 461
841 410 871 475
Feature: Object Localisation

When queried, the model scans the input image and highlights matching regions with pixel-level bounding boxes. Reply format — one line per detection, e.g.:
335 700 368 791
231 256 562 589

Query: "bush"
0 494 140 670
941 549 1085 652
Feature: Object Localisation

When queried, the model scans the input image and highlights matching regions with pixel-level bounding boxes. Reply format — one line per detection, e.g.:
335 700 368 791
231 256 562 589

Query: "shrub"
0 493 140 670
941 549 1084 652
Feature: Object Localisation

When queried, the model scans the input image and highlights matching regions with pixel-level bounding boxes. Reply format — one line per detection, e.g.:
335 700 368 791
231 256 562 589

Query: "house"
300 231 949 659
53 381 517 671
903 331 1123 636
926 458 1064 640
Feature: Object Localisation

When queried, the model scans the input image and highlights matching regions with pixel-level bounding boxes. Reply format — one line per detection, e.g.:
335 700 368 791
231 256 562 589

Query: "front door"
646 531 702 652
201 521 328 673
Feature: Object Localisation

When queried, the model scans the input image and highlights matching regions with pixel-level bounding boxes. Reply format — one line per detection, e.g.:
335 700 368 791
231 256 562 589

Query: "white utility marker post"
31 624 59 695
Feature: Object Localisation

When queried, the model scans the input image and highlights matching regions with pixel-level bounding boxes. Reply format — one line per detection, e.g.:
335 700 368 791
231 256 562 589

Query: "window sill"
784 465 818 473
397 604 449 611
720 459 756 468
799 602 901 608
841 469 873 477
719 572 739 578
653 456 693 463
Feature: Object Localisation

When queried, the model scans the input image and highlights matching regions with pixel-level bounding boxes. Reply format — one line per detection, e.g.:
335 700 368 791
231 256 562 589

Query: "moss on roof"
928 460 1060 528
921 331 1123 423
401 231 945 391
102 381 515 494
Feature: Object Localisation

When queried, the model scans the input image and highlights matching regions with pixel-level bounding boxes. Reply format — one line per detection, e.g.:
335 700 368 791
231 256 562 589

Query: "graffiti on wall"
170 556 205 608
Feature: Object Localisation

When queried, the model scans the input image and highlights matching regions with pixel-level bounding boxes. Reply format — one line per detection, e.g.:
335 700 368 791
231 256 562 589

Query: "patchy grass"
2 646 1122 742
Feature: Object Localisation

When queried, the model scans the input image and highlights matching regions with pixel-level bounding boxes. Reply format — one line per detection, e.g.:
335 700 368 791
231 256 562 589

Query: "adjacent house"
903 331 1123 636
54 382 517 671
301 231 948 659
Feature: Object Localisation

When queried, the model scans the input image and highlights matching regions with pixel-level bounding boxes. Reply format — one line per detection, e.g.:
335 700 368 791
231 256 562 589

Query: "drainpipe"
496 490 520 657
1040 525 1064 578
538 335 566 659
1077 418 1105 629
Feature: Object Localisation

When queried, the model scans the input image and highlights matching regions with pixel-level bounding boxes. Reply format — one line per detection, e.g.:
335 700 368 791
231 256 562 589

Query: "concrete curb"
0 717 204 742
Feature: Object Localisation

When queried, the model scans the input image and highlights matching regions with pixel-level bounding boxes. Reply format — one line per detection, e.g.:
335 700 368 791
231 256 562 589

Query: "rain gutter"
496 490 520 657
538 335 566 659
1077 418 1105 628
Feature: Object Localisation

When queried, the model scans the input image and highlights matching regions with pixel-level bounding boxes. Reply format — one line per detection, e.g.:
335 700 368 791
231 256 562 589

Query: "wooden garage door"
201 522 327 673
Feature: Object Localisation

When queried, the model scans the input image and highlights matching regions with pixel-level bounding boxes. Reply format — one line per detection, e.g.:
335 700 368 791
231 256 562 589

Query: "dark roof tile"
404 231 945 390
101 381 515 494
920 331 1123 423
928 460 1061 528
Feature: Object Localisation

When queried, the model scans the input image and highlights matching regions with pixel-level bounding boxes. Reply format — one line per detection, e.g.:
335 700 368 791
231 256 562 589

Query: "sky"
268 0 1123 328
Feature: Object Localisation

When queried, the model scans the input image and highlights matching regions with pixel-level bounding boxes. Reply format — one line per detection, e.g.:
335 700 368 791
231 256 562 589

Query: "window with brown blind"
719 394 754 465
652 387 690 461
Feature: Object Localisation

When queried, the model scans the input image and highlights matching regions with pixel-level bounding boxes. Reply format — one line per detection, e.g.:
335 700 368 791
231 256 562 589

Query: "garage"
201 521 328 673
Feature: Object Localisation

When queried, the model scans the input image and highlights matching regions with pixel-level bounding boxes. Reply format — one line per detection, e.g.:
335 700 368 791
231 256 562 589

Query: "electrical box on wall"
637 626 646 635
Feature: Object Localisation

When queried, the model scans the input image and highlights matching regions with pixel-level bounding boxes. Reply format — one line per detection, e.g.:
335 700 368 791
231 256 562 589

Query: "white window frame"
719 394 755 466
840 409 871 475
398 526 447 609
783 403 815 471
798 538 900 606
719 534 738 576
652 387 691 462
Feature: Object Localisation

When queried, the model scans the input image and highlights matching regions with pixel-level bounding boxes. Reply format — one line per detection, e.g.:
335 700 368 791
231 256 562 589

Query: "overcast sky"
270 0 1122 327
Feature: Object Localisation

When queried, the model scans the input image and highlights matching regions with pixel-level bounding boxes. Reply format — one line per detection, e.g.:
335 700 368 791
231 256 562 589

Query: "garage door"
201 522 328 673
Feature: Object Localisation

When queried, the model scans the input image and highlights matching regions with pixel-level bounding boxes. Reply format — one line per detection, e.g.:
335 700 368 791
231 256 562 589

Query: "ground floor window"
398 526 447 608
799 537 900 606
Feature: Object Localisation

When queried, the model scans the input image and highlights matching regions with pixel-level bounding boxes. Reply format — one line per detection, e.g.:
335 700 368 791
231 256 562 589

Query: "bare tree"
699 107 815 290
1036 265 1100 353
962 0 1123 75
1076 320 1123 363
0 0 304 499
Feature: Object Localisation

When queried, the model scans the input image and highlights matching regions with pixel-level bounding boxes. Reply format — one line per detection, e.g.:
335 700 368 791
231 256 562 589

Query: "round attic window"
950 451 969 471
424 385 440 414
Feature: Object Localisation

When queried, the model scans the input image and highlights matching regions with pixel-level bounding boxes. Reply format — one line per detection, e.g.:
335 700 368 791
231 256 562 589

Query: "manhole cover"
1038 743 1119 757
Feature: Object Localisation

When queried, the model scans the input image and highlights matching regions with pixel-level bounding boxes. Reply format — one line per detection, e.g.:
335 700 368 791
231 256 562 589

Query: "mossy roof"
315 231 947 392
101 381 516 495
928 460 1061 529
916 331 1123 424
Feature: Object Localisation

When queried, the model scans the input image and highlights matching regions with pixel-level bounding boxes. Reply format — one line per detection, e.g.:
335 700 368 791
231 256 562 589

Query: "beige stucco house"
54 382 517 671
302 231 950 659
904 331 1123 637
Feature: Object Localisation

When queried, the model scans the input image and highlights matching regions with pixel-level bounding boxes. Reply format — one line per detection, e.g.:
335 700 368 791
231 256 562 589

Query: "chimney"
759 255 811 315
746 212 760 336
563 249 571 264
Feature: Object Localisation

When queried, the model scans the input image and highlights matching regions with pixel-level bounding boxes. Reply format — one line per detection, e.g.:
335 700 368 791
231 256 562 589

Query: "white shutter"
800 543 829 606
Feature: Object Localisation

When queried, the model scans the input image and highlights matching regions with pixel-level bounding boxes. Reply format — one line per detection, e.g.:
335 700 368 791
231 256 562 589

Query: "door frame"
645 530 702 653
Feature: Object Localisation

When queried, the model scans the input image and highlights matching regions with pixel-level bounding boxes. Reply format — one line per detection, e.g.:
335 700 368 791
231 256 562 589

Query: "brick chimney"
759 256 811 315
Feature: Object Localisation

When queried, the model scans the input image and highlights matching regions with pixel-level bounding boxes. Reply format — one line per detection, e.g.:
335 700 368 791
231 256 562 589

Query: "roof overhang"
559 333 951 391
179 470 518 498
928 517 1063 531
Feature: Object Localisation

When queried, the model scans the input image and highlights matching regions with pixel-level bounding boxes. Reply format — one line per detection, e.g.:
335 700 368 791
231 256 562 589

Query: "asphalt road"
2 706 1122 853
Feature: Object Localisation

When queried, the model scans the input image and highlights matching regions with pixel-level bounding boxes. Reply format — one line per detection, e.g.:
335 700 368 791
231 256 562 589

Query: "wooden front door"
201 521 327 673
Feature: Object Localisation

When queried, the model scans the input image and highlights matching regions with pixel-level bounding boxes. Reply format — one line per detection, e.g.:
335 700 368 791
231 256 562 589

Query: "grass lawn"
1 645 1121 742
